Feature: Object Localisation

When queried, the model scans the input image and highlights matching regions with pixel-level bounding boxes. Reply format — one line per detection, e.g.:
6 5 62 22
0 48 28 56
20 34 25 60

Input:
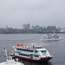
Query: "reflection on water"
23 61 52 65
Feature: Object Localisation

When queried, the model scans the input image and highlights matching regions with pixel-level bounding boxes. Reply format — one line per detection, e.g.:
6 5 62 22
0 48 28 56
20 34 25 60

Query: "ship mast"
4 48 9 61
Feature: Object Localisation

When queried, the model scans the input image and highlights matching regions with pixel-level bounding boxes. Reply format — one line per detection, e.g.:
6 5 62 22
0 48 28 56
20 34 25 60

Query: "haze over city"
0 0 65 28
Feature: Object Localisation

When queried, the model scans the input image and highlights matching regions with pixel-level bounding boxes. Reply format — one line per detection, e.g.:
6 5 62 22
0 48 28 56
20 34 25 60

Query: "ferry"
11 43 52 62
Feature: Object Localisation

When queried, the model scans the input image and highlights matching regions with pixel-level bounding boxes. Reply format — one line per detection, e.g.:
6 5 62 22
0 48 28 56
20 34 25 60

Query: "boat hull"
12 56 52 62
44 38 62 41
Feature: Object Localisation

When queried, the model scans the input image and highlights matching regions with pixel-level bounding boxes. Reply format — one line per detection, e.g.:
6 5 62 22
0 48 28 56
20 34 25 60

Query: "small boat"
42 33 62 41
0 48 24 65
11 43 52 62
0 59 24 65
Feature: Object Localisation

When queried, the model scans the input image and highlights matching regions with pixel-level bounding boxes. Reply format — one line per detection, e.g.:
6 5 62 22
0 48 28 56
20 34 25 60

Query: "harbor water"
0 34 65 65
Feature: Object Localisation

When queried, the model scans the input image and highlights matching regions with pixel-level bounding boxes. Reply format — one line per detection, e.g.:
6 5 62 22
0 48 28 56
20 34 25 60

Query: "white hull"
44 37 62 41
41 33 62 41
0 60 24 65
0 48 24 65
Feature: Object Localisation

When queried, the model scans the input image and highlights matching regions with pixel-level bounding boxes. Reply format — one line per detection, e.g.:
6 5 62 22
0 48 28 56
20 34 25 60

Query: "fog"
0 0 65 28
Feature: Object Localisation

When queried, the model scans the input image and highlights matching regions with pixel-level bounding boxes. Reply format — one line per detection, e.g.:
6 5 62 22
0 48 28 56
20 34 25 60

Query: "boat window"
35 50 38 53
19 53 30 56
41 50 46 53
16 48 33 52
34 55 39 57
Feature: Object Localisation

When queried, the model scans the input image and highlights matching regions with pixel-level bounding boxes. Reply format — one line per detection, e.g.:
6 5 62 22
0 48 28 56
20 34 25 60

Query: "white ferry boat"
11 44 52 62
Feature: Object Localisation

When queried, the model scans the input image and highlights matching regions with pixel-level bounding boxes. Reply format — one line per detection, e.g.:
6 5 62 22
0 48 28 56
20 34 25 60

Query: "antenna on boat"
32 40 35 48
4 48 8 61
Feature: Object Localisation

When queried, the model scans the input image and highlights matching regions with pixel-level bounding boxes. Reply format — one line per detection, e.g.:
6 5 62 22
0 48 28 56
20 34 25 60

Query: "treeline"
0 25 63 34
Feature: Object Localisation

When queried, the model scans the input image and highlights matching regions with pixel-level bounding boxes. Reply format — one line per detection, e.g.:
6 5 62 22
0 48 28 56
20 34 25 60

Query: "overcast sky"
0 0 65 28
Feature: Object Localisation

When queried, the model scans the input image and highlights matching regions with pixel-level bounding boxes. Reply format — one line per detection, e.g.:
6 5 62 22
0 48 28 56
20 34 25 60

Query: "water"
0 34 65 65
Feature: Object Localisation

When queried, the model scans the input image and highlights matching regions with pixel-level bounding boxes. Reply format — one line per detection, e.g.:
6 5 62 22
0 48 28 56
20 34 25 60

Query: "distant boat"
0 48 24 65
42 33 62 41
11 43 52 62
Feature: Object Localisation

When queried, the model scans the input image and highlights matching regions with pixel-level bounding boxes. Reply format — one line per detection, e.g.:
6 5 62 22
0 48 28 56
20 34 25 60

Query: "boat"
0 48 24 65
11 43 52 62
42 33 62 41
0 59 24 65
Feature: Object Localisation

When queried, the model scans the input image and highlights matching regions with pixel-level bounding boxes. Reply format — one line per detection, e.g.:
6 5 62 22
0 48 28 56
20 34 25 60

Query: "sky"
0 0 65 28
